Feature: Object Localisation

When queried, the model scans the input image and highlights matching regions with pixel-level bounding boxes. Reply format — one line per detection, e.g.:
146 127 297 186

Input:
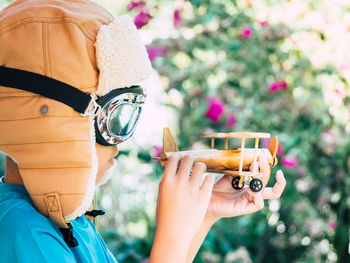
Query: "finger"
162 155 180 180
246 189 264 210
245 187 254 203
249 160 258 173
232 189 264 216
176 155 194 181
258 153 270 186
258 153 270 174
190 162 207 188
200 174 215 194
262 170 286 199
212 175 235 192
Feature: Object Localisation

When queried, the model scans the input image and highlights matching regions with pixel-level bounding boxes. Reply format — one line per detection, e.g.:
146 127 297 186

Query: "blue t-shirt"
0 183 118 263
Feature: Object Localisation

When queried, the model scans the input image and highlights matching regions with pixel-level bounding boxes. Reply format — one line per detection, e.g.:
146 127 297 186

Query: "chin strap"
58 210 105 247
44 192 79 248
59 223 79 248
84 209 105 221
56 210 106 248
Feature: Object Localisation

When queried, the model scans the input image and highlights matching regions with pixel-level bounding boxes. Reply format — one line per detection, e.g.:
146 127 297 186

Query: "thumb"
247 189 264 210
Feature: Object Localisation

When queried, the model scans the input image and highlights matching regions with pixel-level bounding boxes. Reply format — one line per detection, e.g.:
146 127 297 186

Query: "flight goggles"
0 66 146 146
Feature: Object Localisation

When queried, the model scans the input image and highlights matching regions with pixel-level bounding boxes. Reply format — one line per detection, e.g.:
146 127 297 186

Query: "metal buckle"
81 96 102 117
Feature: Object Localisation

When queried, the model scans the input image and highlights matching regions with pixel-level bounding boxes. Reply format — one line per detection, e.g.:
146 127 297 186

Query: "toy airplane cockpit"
153 128 279 192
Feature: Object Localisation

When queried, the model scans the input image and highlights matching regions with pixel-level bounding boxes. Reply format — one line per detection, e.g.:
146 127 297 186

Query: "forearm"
150 229 191 263
186 216 217 263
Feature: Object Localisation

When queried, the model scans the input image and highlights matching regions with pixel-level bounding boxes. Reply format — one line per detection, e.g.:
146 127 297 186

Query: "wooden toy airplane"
153 128 279 192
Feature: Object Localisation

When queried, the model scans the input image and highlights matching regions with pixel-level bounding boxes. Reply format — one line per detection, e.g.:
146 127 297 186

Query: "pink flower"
206 98 225 122
317 196 325 204
269 80 288 93
281 156 298 168
262 138 269 148
146 46 166 61
134 11 152 29
328 222 337 230
141 259 149 263
153 146 162 157
127 1 146 11
226 113 236 127
277 144 284 155
335 86 347 99
337 61 350 73
173 9 182 27
297 166 306 176
259 20 269 27
240 27 252 39
193 88 201 96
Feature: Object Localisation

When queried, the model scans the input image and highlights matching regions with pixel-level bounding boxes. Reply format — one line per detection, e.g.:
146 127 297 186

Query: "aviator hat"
0 0 152 231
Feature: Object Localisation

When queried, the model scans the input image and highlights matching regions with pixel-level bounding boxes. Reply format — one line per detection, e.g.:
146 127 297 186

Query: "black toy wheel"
231 176 244 190
250 178 263 192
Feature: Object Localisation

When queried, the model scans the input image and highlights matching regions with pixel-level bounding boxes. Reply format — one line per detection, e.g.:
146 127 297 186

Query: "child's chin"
96 161 117 187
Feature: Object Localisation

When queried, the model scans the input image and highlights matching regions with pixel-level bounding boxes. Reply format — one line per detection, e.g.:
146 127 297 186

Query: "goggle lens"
109 104 141 138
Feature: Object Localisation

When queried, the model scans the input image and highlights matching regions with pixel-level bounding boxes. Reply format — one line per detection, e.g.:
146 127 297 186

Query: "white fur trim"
95 15 152 96
64 115 98 220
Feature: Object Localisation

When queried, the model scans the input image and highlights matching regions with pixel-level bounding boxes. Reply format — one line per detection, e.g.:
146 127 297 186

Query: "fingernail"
198 161 207 168
277 170 285 180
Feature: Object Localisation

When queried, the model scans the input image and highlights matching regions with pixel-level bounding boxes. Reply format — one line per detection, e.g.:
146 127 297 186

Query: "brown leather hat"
0 0 152 228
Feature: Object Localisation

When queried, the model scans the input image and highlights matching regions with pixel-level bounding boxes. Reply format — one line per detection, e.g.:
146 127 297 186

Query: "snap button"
40 105 49 115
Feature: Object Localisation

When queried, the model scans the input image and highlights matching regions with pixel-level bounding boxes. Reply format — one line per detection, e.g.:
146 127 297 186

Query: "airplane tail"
268 137 279 167
162 128 179 153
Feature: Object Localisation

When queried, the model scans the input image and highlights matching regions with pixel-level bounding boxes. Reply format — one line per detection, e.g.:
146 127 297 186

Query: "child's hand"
185 155 286 263
206 154 286 222
150 155 214 262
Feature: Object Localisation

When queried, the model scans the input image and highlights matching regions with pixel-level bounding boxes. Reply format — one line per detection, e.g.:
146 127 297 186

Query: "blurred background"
1 0 350 262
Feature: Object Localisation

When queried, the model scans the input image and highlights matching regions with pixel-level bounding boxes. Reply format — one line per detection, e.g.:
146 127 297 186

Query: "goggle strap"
0 66 94 115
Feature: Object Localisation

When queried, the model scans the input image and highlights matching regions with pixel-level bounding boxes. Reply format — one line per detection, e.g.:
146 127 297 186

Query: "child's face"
95 143 119 183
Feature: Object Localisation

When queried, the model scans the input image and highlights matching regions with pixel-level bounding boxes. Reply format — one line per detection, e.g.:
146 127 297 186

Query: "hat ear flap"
0 99 98 227
64 114 98 221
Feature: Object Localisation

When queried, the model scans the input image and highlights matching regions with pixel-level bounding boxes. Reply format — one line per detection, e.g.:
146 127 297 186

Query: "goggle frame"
94 86 146 146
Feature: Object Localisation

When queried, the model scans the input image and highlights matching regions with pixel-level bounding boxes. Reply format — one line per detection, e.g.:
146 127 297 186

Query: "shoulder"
0 192 57 234
0 192 75 262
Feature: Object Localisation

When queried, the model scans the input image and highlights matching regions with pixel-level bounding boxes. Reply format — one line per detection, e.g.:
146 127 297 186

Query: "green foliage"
148 1 350 262
0 0 12 9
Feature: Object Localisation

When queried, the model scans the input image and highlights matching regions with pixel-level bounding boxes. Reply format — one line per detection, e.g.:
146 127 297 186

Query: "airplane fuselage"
161 148 276 171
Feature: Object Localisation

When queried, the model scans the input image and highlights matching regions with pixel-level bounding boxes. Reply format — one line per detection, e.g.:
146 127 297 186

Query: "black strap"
85 209 105 218
0 66 92 114
59 223 79 248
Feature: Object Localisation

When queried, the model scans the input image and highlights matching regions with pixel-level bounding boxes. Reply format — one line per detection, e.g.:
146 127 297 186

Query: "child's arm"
149 155 214 263
186 154 286 263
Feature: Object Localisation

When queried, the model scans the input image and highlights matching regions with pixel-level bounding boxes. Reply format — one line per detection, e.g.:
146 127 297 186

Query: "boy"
0 0 286 262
